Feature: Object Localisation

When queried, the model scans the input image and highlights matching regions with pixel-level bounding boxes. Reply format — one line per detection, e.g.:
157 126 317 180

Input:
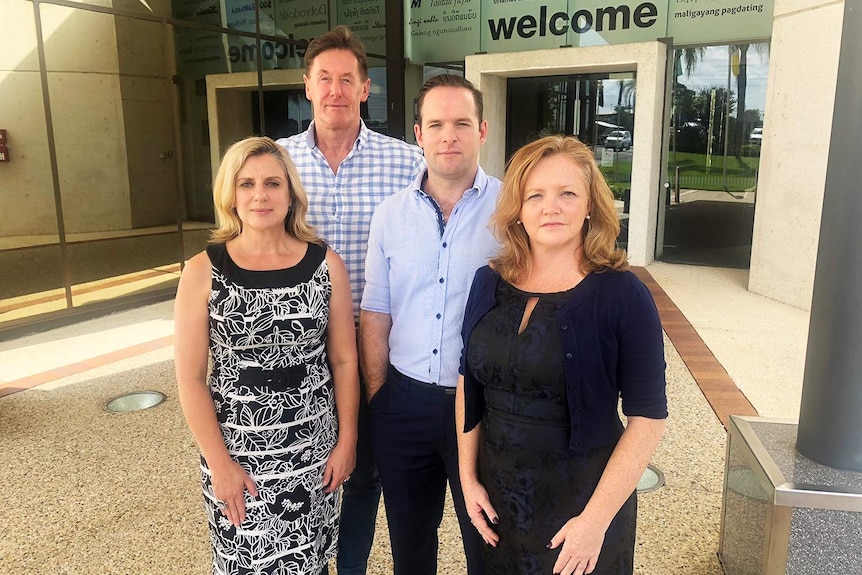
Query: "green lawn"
599 150 761 193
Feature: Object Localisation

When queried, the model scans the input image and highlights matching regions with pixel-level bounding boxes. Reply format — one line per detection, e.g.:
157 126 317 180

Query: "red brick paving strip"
2 267 759 426
632 266 758 427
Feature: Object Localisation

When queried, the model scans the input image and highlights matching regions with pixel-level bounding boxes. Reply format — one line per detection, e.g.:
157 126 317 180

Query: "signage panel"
173 0 329 75
336 0 387 55
407 0 481 63
667 0 772 44
408 0 774 63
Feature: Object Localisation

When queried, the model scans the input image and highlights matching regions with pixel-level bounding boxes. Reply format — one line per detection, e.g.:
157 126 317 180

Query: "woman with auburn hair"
456 135 667 575
175 136 358 575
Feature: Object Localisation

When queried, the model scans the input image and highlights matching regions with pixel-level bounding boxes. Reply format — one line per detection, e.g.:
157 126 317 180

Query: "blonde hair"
490 134 627 283
210 136 319 244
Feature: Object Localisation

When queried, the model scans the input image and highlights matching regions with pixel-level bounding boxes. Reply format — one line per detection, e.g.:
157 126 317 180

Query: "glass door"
659 44 769 268
507 72 636 248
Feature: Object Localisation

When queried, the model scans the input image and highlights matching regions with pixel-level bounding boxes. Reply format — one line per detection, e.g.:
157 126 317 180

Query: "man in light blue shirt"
360 74 501 575
276 26 424 575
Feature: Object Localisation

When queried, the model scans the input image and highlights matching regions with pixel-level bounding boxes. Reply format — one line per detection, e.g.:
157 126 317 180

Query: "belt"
388 365 457 396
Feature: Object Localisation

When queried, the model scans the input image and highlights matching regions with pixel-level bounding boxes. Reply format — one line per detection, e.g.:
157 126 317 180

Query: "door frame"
466 42 667 268
205 68 306 183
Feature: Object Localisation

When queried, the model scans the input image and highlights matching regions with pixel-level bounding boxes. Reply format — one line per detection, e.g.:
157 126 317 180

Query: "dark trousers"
337 382 382 575
370 366 486 575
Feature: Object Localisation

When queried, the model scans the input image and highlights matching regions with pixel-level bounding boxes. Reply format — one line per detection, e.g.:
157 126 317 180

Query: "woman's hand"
322 440 356 493
549 515 606 575
211 459 258 527
462 478 500 547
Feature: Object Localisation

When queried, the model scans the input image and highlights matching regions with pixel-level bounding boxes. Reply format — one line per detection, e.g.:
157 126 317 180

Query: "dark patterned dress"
466 281 636 575
203 242 338 575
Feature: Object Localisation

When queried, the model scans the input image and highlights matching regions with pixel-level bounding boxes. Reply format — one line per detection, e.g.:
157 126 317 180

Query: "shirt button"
439 278 444 284
442 242 448 248
335 217 341 222
565 353 572 359
436 313 441 319
561 324 568 330
335 249 341 254
432 349 438 355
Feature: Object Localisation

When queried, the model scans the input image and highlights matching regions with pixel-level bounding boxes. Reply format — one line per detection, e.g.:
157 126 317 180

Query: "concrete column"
796 1 862 471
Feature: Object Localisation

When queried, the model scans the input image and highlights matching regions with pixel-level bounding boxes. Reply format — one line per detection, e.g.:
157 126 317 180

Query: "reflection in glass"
506 73 635 248
366 58 388 134
660 44 769 268
54 0 164 17
0 2 67 326
41 5 183 309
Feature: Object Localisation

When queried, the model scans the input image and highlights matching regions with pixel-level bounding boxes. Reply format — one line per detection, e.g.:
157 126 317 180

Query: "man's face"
414 86 487 184
304 49 370 132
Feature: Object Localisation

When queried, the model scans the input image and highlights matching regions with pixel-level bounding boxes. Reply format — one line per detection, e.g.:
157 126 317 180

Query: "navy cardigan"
459 265 667 453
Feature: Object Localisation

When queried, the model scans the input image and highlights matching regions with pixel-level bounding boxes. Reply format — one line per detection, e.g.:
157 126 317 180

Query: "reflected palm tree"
680 43 768 161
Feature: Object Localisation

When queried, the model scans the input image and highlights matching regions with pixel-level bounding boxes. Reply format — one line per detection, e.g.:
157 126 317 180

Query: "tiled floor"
632 267 758 427
0 263 809 575
1 267 755 426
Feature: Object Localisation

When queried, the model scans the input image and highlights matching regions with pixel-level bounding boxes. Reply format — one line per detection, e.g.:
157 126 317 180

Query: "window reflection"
660 44 769 269
0 2 66 324
41 5 182 310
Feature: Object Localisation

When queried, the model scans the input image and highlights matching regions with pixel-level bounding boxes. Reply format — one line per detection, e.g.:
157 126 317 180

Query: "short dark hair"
416 74 483 125
304 25 368 80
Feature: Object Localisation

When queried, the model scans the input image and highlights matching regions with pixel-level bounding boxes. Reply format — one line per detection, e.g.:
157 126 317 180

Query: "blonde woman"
456 135 667 575
175 136 358 575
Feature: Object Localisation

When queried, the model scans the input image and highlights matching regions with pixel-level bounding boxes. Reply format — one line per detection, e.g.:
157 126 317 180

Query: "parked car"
604 130 632 150
749 127 763 144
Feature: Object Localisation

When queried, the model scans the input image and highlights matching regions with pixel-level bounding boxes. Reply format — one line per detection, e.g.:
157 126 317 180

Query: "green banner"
408 0 773 63
407 0 481 63
336 0 387 55
667 0 772 44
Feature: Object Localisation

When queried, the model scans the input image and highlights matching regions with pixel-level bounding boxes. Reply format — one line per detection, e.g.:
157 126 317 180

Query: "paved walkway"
0 263 810 574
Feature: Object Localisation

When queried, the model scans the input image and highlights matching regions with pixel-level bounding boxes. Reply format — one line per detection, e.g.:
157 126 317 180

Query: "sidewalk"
0 263 810 574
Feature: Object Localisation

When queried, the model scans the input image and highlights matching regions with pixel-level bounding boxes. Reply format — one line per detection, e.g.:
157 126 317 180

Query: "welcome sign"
407 0 773 63
172 0 773 73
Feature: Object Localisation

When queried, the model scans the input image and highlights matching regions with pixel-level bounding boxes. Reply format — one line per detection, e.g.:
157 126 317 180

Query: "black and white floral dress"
202 241 338 575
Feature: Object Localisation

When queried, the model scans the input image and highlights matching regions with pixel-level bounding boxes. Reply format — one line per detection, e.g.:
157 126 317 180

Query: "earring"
585 214 591 219
516 220 522 224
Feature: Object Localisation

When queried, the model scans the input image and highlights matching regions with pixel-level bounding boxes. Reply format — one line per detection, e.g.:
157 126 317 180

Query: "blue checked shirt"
361 167 502 387
277 120 425 315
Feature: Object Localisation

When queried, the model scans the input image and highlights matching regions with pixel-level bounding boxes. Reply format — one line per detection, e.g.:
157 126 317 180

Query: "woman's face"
233 154 291 232
518 153 591 253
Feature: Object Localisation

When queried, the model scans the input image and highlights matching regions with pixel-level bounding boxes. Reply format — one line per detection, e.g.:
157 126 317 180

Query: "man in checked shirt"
276 25 425 575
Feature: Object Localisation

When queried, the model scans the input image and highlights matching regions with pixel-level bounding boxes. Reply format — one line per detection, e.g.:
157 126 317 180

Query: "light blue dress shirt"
277 120 425 315
361 167 502 387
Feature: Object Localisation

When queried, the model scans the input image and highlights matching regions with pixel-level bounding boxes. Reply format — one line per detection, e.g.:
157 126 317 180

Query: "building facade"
0 0 844 333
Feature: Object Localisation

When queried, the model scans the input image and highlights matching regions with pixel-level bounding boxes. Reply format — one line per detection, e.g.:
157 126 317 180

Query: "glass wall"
0 0 395 333
0 0 66 324
659 44 770 268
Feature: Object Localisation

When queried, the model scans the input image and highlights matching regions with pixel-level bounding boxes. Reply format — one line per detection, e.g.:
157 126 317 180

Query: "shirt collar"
305 119 369 153
410 165 489 198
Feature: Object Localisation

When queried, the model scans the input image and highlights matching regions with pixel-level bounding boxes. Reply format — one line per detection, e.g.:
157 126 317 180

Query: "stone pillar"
796 1 862 472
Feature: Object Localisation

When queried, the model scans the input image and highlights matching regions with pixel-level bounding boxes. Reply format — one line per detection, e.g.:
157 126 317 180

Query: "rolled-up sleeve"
360 205 391 314
617 276 668 419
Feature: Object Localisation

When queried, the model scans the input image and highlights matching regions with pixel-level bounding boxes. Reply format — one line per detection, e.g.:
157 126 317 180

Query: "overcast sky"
680 45 770 114
599 44 770 117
